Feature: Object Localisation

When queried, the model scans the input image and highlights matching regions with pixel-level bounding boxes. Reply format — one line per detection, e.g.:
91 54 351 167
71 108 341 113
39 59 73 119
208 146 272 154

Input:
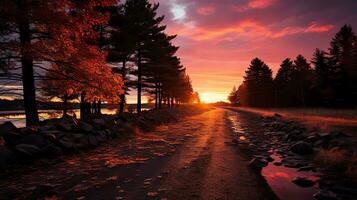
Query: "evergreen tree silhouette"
122 0 166 113
243 58 273 107
274 58 294 107
328 24 357 106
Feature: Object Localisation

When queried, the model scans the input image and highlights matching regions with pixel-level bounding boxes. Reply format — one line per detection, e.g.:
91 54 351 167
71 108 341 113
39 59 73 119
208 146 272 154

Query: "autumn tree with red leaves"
0 0 119 125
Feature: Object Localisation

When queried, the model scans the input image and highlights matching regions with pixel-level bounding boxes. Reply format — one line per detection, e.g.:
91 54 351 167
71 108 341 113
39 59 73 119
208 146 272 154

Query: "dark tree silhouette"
328 24 357 106
274 58 294 107
243 58 273 107
228 86 239 105
311 49 334 106
291 55 313 107
122 0 166 113
106 5 137 114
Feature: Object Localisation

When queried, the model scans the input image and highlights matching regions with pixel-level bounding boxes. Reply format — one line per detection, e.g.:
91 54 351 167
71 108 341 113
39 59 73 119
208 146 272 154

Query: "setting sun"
200 92 228 103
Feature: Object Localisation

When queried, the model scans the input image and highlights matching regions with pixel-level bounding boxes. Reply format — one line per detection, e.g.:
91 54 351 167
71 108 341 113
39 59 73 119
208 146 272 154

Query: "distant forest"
229 25 357 108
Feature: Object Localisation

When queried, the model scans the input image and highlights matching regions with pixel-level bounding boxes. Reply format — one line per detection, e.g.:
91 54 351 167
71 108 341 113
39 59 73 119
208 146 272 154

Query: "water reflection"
227 111 320 200
0 108 118 128
262 154 319 200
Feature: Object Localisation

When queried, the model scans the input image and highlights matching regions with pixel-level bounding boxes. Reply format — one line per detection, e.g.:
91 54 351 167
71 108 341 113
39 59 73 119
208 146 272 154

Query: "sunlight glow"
199 92 229 103
170 3 187 21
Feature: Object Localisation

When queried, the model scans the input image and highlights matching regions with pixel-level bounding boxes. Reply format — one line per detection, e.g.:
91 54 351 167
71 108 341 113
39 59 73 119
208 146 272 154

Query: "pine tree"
243 58 273 107
311 49 334 106
122 0 166 113
274 58 294 106
328 24 357 106
292 55 313 107
228 86 238 104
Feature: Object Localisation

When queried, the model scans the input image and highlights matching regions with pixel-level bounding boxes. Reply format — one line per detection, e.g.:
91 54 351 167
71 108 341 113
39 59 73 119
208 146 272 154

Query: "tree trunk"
119 61 127 114
158 84 162 109
80 91 86 119
137 49 142 113
98 101 101 114
18 11 39 126
155 83 158 109
63 96 68 117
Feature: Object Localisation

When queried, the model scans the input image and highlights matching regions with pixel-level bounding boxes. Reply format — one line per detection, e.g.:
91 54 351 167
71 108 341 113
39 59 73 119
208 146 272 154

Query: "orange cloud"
197 5 216 16
248 0 278 9
234 0 277 12
305 22 334 33
170 20 334 41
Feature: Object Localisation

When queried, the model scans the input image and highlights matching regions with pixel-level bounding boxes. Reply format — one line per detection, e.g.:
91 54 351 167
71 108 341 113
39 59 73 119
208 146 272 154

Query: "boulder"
0 121 18 133
96 131 107 143
15 144 41 156
291 141 313 155
0 146 15 168
274 113 282 118
17 134 48 148
292 177 316 187
313 190 338 200
248 158 268 172
20 126 39 135
0 122 22 146
88 134 98 146
92 119 106 130
78 121 94 133
57 121 72 132
58 137 75 150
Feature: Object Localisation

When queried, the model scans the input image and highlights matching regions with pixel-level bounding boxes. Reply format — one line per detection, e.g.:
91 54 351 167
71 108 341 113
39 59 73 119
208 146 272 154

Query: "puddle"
227 111 320 200
227 112 247 141
262 154 319 200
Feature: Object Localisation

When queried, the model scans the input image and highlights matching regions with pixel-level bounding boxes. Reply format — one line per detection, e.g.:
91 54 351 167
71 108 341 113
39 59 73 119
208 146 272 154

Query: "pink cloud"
305 22 334 33
248 0 278 9
197 5 216 16
168 20 334 42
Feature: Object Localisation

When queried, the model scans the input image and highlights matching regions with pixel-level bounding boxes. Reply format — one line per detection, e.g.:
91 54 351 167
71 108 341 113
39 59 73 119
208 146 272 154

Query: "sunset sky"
133 0 357 103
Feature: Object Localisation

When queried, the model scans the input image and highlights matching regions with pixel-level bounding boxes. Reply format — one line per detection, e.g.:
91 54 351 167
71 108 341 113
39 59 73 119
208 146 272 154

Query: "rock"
306 135 319 143
0 121 18 133
15 144 42 156
1 132 23 146
292 177 316 187
78 121 94 133
58 137 75 150
88 134 98 146
57 121 72 132
291 141 313 155
274 113 282 118
331 185 357 195
41 144 63 157
96 131 107 143
318 132 332 140
298 166 315 171
313 190 338 200
0 122 22 146
20 126 39 135
248 158 268 172
92 119 106 130
0 146 15 168
17 134 48 148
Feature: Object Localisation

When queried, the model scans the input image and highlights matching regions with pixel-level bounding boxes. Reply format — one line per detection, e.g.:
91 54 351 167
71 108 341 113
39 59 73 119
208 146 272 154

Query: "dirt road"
0 108 276 200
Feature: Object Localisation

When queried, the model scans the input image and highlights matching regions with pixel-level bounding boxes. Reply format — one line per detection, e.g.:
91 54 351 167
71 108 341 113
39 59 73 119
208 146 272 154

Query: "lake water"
0 109 117 128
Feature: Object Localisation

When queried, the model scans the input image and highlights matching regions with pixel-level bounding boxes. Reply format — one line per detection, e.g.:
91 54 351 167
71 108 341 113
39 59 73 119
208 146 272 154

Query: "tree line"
229 25 357 108
0 0 197 126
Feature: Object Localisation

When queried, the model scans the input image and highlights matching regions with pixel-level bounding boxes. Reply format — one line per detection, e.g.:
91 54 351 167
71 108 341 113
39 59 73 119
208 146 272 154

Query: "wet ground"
0 108 278 200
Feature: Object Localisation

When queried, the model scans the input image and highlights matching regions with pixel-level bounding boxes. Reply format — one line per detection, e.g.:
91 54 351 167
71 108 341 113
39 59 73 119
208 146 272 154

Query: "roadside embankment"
0 105 210 170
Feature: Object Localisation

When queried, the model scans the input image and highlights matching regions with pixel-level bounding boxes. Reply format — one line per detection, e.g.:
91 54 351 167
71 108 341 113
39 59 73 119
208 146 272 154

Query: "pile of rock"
0 116 126 169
